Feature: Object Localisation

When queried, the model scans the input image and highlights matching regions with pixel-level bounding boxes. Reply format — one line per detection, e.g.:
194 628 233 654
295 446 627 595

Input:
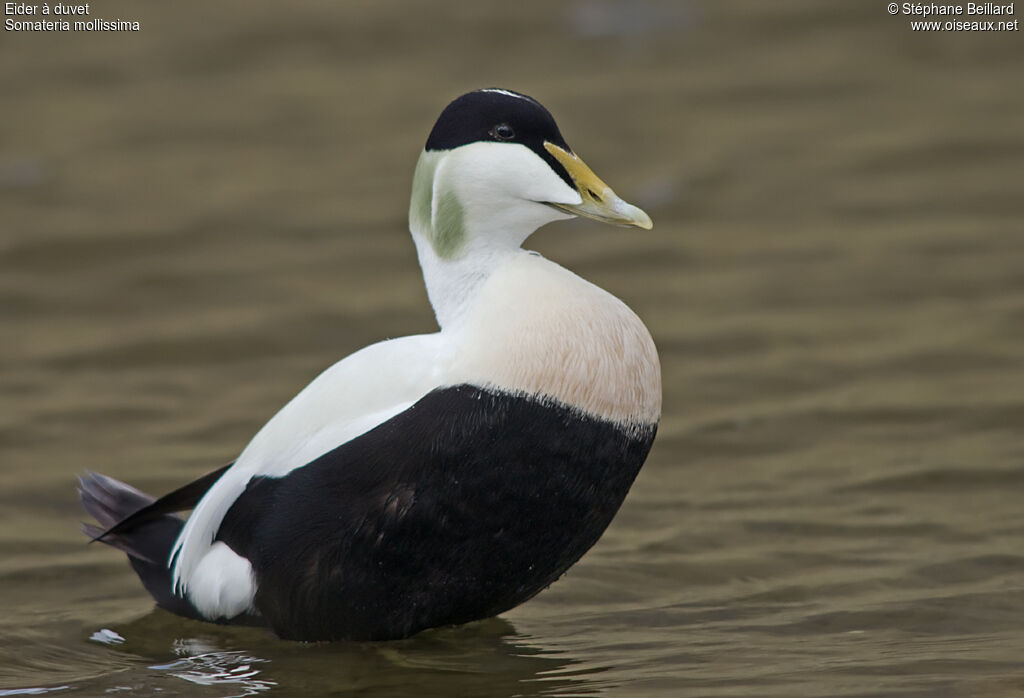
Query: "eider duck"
79 88 661 641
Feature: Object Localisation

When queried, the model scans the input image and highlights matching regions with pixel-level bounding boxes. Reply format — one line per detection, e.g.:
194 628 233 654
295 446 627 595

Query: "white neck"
411 236 521 329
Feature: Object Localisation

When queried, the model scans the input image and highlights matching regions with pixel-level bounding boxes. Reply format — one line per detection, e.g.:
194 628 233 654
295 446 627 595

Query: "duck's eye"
490 123 515 141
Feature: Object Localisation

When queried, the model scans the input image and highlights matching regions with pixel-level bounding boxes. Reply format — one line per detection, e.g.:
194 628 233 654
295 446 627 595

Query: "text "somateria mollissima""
4 3 141 31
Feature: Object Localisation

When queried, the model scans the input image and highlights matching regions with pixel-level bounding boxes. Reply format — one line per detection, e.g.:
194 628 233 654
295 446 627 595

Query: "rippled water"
2 1 1023 696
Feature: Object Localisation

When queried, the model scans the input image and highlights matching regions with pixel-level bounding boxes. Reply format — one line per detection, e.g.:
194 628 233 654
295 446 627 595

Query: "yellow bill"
543 142 653 230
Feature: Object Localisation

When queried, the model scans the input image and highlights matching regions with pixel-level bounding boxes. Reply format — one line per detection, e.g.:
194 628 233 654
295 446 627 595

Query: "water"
2 1 1023 695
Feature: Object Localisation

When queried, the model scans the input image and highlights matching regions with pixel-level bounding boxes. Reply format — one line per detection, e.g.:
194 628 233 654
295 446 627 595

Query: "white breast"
450 252 662 426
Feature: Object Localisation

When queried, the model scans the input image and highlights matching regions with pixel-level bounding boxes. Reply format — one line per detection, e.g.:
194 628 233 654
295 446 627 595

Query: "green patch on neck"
409 151 465 260
409 152 437 234
432 188 465 259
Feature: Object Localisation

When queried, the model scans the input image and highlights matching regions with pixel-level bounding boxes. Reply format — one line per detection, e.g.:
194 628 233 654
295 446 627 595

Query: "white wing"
171 331 452 603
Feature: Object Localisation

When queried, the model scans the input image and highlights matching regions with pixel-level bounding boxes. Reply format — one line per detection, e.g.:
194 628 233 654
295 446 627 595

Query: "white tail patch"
186 542 257 619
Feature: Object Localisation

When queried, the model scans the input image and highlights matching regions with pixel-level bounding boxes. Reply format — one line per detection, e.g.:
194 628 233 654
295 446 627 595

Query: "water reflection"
24 612 611 698
0 688 71 697
149 644 274 697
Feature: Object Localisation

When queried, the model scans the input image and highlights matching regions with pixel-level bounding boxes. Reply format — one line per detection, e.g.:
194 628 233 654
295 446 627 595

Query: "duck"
79 88 661 642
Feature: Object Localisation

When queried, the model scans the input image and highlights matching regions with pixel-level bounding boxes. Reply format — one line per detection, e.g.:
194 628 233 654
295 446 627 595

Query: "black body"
219 385 655 641
83 385 655 641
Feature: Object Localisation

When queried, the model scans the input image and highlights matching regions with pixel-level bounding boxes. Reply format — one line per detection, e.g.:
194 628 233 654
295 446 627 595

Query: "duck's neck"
411 235 522 330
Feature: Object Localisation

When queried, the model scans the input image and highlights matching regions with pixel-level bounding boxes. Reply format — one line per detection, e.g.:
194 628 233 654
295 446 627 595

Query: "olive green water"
2 1 1023 696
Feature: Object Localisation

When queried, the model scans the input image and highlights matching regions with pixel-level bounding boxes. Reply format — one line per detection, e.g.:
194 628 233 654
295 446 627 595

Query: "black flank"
215 384 656 641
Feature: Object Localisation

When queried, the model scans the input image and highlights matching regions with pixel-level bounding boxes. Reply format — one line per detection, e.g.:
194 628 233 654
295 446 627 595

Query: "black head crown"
425 88 575 188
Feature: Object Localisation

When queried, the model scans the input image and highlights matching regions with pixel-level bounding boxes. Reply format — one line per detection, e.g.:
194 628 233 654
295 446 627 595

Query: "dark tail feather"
78 472 206 620
90 463 232 543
